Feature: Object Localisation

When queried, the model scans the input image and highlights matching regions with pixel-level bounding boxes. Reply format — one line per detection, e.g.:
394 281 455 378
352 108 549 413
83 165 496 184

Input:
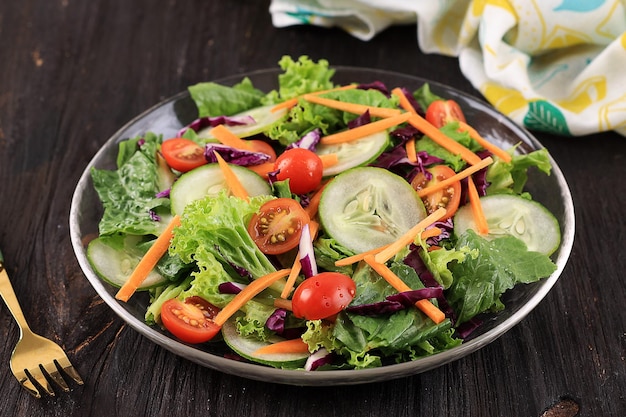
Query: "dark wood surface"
0 1 624 416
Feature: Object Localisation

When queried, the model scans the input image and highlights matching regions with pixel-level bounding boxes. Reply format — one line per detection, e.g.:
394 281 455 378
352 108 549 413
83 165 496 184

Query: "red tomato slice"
273 148 323 195
425 100 466 128
410 165 461 221
161 138 206 172
248 139 277 162
291 272 356 320
160 296 221 344
248 198 310 255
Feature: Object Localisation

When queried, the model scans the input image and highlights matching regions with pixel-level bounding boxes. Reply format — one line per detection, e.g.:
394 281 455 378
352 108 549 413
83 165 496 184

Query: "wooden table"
0 1 624 416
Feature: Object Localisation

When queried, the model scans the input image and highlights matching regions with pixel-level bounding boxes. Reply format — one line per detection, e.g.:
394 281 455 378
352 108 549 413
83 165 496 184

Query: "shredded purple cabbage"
205 143 271 166
218 281 246 294
305 348 334 371
347 288 445 317
149 210 161 222
299 224 318 278
397 87 424 115
265 308 287 334
155 188 170 198
177 114 255 137
347 110 371 129
357 81 390 97
286 128 321 152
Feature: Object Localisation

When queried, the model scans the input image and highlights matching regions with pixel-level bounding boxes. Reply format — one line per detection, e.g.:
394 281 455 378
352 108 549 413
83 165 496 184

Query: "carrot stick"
320 112 411 145
405 137 417 163
274 297 293 311
319 153 339 168
391 87 418 114
467 177 490 235
253 338 309 355
270 84 358 113
115 215 182 302
209 124 252 150
213 269 292 327
373 207 447 264
417 156 493 198
334 244 391 267
304 182 328 219
280 221 319 299
246 162 275 179
363 255 445 324
214 151 250 201
303 94 402 119
421 227 442 240
281 254 302 299
457 121 512 163
407 115 482 165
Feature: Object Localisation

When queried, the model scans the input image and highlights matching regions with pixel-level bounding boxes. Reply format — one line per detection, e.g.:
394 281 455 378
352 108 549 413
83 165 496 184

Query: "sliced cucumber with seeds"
196 104 289 141
87 235 167 289
454 194 561 256
318 167 427 254
317 131 389 177
170 163 272 215
222 316 309 369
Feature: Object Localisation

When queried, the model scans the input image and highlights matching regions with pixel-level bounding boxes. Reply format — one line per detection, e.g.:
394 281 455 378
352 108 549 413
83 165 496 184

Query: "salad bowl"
69 67 575 385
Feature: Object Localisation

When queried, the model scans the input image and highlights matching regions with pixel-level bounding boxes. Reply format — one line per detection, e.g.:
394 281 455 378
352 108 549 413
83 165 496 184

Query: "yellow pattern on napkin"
270 0 626 136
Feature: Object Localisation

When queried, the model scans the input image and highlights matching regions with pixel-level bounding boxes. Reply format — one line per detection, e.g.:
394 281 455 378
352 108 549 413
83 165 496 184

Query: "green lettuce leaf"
188 77 265 117
447 230 557 324
262 55 335 104
487 148 552 195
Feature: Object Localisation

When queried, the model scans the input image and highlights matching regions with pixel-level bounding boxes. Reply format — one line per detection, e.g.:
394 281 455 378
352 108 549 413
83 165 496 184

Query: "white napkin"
270 0 626 137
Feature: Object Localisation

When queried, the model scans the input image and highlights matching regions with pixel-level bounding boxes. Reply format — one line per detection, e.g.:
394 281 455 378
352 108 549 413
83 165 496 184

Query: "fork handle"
0 259 32 335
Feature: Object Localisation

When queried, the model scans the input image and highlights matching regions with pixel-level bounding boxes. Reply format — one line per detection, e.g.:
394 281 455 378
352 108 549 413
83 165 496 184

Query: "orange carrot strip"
209 124 252 150
391 87 418 114
363 255 445 324
213 269 292 327
303 94 402 119
417 156 493 198
457 121 512 163
214 151 250 201
421 227 442 240
467 177 490 235
246 162 275 179
253 338 309 355
407 115 482 165
274 298 293 311
115 215 182 302
270 84 358 113
406 137 417 163
304 182 328 219
320 112 411 145
334 244 391 267
319 153 339 168
281 257 302 299
280 221 319 299
373 207 447 264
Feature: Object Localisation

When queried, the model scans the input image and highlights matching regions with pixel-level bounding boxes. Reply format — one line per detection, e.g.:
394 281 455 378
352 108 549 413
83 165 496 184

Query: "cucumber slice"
317 131 389 177
221 317 309 369
318 167 427 254
454 194 561 256
196 105 288 141
87 235 167 289
170 163 272 215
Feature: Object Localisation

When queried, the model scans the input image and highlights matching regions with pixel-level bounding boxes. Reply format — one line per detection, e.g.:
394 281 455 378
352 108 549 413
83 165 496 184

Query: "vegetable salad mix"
88 56 560 370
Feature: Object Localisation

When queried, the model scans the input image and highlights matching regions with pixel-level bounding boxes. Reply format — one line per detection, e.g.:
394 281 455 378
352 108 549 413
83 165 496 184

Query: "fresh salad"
88 56 560 371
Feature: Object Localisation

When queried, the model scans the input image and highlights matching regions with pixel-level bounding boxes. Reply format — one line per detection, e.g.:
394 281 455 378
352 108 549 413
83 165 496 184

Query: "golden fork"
0 250 83 398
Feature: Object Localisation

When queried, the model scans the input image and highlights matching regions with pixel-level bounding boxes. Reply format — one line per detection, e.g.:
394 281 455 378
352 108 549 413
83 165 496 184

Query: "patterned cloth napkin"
270 0 626 137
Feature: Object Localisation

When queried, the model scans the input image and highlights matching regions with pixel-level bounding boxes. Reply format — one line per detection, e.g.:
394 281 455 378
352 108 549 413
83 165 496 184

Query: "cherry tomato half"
273 148 323 195
248 139 277 162
425 100 466 128
160 296 221 344
411 165 461 221
248 198 310 255
291 272 356 320
161 138 206 172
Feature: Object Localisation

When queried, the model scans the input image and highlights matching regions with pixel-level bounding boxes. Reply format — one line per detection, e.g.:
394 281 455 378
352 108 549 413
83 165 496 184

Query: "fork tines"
15 358 83 398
